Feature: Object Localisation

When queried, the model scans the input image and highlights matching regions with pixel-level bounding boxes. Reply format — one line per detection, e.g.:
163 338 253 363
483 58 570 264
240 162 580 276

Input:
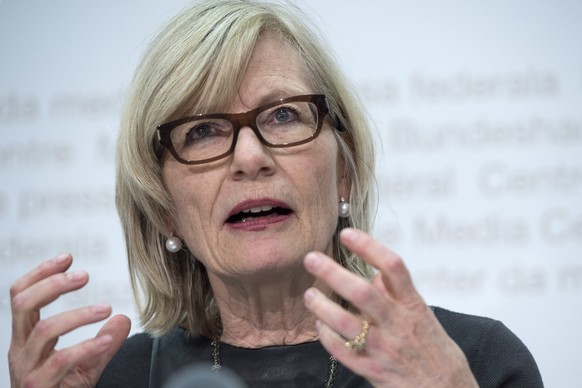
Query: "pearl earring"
165 235 183 253
338 197 351 218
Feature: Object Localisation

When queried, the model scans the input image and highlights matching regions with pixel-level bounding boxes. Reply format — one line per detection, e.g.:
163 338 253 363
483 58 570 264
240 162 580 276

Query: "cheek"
169 176 222 263
164 168 221 237
298 148 340 219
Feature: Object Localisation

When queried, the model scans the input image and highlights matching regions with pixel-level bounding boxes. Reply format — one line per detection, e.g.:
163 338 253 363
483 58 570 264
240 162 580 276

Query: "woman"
9 1 543 387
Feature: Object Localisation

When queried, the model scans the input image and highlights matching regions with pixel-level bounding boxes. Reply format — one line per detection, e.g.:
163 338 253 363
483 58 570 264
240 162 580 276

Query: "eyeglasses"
157 94 331 165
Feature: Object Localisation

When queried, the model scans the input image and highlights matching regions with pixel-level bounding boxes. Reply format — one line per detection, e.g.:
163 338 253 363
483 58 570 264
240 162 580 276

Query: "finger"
26 304 114 367
10 254 73 298
10 254 73 346
316 319 377 380
26 334 115 387
316 319 351 358
304 252 390 323
22 315 130 388
86 314 132 378
304 287 363 340
11 270 89 346
340 228 419 302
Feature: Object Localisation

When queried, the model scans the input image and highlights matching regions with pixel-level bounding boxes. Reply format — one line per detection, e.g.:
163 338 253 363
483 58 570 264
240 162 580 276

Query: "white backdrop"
1 1 581 386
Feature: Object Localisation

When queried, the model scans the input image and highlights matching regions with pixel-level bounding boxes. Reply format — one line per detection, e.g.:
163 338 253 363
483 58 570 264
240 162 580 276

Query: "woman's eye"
273 107 297 124
194 124 211 138
185 123 213 143
273 106 299 124
259 103 313 131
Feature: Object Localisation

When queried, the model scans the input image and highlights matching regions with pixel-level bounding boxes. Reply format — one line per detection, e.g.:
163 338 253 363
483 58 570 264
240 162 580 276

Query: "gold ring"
345 320 369 351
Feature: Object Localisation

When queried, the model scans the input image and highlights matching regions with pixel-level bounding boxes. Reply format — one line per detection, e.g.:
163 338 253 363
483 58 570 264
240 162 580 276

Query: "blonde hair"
116 0 376 337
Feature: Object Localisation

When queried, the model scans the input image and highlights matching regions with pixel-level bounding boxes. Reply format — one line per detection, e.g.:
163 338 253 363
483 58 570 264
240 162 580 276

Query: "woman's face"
161 36 347 281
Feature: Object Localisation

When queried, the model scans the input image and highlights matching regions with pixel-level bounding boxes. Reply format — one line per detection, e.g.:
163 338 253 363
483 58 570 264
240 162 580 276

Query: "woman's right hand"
9 254 131 388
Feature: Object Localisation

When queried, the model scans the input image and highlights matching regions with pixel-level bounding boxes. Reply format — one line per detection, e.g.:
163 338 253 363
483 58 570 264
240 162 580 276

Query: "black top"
97 307 544 388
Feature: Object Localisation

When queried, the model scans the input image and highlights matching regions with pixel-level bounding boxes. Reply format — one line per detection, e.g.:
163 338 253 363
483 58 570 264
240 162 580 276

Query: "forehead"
226 36 314 113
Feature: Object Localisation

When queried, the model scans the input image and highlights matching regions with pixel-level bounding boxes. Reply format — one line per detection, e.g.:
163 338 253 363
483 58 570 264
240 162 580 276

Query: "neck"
208 269 331 348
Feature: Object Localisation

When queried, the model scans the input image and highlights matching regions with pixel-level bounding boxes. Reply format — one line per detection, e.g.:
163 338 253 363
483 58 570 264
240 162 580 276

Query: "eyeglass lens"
169 100 319 163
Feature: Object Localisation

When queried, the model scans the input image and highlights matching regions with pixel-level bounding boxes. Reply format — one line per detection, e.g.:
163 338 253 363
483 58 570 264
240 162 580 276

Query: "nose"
228 125 275 180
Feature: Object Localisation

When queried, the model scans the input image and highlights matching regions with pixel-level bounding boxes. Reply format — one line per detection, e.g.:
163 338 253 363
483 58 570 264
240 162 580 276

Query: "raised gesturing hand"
9 254 131 388
304 228 478 388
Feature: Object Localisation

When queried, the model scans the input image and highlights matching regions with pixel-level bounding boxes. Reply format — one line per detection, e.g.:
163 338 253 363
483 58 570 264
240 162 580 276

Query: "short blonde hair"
116 0 376 337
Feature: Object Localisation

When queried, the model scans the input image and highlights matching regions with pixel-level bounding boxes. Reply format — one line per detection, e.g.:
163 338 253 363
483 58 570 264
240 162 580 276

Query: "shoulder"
433 306 500 345
433 306 544 387
97 332 153 388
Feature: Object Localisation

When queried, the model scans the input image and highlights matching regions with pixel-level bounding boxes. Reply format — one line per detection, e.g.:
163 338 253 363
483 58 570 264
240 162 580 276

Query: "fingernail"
341 228 359 242
92 303 110 314
304 252 321 270
53 253 69 264
304 288 316 303
315 320 322 331
96 334 113 347
66 270 86 281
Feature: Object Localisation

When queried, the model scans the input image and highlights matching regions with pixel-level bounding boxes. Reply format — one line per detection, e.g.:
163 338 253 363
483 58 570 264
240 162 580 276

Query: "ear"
336 151 351 201
163 216 179 239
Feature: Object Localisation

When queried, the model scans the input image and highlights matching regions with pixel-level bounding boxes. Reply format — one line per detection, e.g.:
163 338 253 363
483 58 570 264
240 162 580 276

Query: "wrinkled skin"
303 228 479 388
8 254 130 388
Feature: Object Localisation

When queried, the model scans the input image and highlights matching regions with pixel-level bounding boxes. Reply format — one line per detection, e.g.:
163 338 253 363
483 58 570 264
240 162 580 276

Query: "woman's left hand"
303 228 478 388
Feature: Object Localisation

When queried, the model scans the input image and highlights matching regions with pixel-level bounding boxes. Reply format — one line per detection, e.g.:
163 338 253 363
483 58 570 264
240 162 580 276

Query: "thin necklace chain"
210 315 338 387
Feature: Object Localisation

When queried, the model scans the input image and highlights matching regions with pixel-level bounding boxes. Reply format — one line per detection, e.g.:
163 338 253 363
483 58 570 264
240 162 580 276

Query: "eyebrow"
195 89 312 116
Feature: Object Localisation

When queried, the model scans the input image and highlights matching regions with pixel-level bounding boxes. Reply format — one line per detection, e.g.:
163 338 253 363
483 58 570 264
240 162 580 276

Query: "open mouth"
226 205 292 224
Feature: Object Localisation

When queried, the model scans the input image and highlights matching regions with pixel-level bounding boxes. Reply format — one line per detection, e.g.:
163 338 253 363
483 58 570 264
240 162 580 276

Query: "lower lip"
227 213 292 231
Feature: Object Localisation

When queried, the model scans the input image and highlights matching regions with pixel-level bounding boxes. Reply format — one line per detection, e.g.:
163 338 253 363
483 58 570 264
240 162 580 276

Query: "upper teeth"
241 205 273 214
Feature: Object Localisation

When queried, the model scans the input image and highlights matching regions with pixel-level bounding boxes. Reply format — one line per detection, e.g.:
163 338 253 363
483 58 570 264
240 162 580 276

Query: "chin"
230 247 306 276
